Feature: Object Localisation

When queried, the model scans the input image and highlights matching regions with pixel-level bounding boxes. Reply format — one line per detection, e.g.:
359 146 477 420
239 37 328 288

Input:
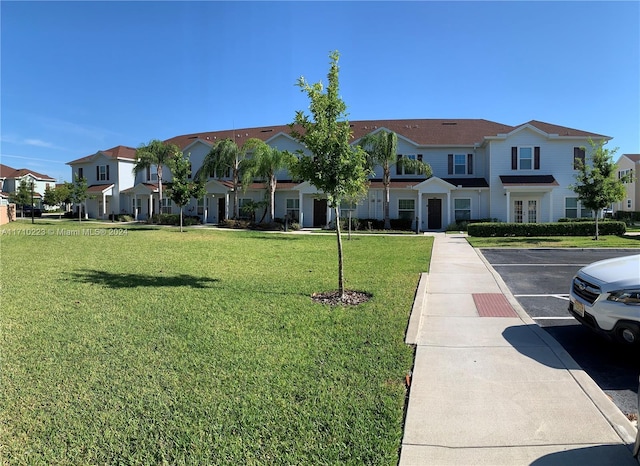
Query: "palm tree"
133 139 180 207
242 141 296 223
358 130 432 229
195 138 262 219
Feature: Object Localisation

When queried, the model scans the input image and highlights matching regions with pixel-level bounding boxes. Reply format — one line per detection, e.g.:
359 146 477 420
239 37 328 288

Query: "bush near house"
445 218 500 232
468 221 626 237
615 211 640 224
149 214 201 226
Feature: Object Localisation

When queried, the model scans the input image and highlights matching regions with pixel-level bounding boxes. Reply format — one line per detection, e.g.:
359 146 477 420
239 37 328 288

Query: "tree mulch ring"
311 290 372 306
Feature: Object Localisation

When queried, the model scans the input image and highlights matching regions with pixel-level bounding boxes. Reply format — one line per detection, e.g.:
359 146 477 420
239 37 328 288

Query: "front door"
313 199 328 227
218 197 226 223
428 198 442 230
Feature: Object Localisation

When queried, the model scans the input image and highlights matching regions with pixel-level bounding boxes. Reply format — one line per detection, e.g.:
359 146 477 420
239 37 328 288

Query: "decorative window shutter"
534 147 540 170
467 154 473 175
448 154 453 175
396 154 402 175
146 166 150 180
96 166 99 179
511 147 517 169
106 165 110 180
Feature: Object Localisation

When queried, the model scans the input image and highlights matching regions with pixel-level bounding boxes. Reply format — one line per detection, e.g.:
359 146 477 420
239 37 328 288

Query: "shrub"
445 218 500 232
615 211 640 223
467 221 626 237
219 219 251 229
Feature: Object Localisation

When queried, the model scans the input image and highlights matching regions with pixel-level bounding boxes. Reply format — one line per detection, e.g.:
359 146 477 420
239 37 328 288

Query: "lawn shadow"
68 269 220 289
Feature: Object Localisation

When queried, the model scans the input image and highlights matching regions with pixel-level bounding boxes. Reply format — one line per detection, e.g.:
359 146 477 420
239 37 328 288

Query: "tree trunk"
180 206 184 233
158 165 163 204
335 206 344 299
384 185 391 230
269 177 276 222
594 211 600 240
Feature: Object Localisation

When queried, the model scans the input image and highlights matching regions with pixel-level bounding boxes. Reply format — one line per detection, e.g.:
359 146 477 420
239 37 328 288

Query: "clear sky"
1 1 638 183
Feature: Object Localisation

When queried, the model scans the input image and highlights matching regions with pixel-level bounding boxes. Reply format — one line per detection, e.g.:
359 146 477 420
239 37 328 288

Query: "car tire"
615 323 640 345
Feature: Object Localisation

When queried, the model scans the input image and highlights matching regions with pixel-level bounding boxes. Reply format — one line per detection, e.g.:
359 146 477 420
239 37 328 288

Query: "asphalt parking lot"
479 248 640 418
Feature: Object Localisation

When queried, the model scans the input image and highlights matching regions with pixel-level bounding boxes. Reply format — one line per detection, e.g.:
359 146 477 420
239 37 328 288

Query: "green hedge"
615 211 640 222
467 221 626 237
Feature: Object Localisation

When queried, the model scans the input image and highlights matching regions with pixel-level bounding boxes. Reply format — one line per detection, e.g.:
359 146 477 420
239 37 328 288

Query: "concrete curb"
405 273 428 345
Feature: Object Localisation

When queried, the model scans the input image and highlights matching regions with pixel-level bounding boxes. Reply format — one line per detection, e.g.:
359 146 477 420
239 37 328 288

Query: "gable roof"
67 145 137 164
0 163 56 181
515 120 609 139
620 154 640 163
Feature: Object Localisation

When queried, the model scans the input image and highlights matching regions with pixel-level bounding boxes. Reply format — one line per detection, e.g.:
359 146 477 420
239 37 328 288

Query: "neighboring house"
68 119 611 230
0 163 56 208
615 154 640 213
66 146 137 219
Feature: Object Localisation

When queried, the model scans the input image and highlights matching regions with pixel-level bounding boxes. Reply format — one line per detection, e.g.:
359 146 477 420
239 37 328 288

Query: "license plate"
573 300 585 317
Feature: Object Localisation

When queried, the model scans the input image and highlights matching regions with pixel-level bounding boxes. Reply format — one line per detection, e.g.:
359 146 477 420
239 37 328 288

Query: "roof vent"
260 129 273 133
442 122 457 126
188 136 197 139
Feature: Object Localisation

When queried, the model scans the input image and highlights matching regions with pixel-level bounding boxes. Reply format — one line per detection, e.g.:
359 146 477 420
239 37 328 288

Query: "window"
628 199 632 209
197 197 205 216
454 155 466 175
619 169 633 183
519 147 533 170
146 166 158 182
396 154 419 175
574 147 585 170
565 197 592 218
286 198 300 221
132 198 141 213
340 200 356 217
511 147 540 170
514 199 538 223
398 199 415 220
97 165 109 181
454 198 471 221
77 167 84 179
161 198 172 214
238 198 252 219
565 197 578 218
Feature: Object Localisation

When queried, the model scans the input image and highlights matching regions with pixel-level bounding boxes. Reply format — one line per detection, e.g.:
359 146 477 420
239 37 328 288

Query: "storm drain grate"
473 293 518 317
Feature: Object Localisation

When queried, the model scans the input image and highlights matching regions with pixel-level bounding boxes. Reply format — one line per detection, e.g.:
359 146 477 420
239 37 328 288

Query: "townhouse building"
0 163 56 208
67 118 610 230
615 154 640 213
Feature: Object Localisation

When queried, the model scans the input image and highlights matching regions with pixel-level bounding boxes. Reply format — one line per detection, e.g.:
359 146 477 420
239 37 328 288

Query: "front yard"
0 222 431 465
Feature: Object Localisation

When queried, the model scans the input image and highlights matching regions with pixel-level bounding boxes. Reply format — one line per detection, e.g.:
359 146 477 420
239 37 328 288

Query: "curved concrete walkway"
401 232 637 466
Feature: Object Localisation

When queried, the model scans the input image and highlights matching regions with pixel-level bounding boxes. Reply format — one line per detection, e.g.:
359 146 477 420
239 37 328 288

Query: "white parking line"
533 316 576 320
514 294 571 301
492 264 586 267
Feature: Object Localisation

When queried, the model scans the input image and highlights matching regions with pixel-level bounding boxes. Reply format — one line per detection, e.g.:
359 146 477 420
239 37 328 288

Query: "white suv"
569 254 640 345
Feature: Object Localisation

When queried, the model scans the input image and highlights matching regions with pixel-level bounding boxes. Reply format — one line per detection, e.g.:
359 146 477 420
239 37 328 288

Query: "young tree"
290 51 372 301
43 185 58 209
242 141 296 223
71 174 88 221
56 183 73 219
358 129 432 229
195 138 262 219
133 139 180 207
572 139 628 240
9 179 32 217
167 152 206 232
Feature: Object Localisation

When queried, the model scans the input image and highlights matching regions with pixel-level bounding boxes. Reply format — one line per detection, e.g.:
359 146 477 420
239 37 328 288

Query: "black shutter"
417 154 423 162
511 147 517 170
448 154 453 175
106 165 110 181
146 166 150 181
534 147 540 170
574 147 585 169
396 154 402 175
96 166 99 180
467 154 473 175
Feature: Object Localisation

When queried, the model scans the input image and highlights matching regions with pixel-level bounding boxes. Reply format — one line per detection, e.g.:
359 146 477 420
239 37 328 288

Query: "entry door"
313 199 328 227
514 199 538 223
428 198 442 230
218 198 226 222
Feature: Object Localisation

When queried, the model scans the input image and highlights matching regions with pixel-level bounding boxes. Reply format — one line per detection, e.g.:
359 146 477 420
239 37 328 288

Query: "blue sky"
1 1 638 183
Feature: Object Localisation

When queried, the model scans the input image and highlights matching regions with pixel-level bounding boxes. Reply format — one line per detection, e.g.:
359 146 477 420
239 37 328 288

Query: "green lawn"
466 233 640 248
0 221 431 465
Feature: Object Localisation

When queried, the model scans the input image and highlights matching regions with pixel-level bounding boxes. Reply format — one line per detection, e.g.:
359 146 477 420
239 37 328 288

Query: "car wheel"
615 323 640 345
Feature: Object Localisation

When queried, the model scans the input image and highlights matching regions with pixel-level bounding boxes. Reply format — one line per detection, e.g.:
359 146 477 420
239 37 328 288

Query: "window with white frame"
454 155 467 175
285 198 299 221
339 200 357 217
238 198 252 219
619 169 633 183
161 198 172 214
397 154 417 175
148 165 158 182
565 197 592 218
97 165 109 181
514 199 538 223
454 198 471 221
398 199 415 220
519 147 533 170
197 197 205 216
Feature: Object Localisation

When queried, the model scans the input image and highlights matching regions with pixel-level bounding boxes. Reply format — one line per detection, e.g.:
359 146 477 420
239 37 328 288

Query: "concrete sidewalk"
400 233 638 465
